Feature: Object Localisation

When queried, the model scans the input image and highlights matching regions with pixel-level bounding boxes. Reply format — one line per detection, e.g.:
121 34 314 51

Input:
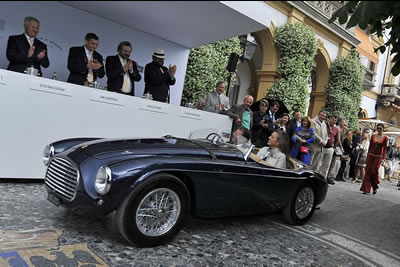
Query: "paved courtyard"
3 179 394 266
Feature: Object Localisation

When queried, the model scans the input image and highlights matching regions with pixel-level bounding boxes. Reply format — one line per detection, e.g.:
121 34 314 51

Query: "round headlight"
95 166 112 195
42 145 55 166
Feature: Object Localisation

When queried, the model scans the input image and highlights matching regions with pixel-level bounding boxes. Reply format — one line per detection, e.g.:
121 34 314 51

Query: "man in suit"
144 48 176 102
226 95 254 136
67 33 105 85
204 81 230 113
263 101 280 140
105 41 141 96
287 110 302 145
6 16 50 76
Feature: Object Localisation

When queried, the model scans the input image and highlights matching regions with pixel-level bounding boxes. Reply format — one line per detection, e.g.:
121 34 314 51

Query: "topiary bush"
266 23 318 115
324 49 365 130
181 37 242 105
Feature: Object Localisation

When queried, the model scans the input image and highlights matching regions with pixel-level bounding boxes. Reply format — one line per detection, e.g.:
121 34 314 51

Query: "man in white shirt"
106 41 141 96
204 81 231 113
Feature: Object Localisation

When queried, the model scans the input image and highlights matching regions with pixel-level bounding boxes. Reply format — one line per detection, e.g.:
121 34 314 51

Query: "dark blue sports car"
42 132 328 247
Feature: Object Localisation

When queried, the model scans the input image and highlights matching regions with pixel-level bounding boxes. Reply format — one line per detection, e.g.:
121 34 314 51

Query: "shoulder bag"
300 146 309 154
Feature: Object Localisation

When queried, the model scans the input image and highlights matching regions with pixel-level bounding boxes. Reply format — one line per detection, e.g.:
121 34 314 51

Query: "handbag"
335 146 343 156
340 155 350 161
300 146 309 154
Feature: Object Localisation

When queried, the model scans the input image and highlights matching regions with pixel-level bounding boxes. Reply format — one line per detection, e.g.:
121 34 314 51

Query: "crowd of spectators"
204 88 399 193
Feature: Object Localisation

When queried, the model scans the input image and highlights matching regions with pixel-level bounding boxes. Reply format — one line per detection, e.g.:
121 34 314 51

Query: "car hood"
71 137 243 161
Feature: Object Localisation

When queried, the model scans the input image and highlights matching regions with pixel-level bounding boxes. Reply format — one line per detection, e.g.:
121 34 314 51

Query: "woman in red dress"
360 123 388 194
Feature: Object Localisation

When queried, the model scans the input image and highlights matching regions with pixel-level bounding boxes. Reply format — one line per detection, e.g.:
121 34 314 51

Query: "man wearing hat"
144 48 177 102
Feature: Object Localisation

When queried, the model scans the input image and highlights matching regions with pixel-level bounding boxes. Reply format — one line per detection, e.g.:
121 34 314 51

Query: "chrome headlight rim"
95 166 112 195
43 145 55 166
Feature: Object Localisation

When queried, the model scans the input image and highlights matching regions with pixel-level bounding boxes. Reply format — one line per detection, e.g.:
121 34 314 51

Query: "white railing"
308 1 344 18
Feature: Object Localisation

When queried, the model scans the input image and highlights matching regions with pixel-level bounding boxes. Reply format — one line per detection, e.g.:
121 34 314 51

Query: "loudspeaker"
226 53 239 73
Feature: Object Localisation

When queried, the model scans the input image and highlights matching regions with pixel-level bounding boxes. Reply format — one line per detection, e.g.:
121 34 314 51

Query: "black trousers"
336 160 347 180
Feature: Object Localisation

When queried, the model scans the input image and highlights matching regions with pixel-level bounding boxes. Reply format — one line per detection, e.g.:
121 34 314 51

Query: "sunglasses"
377 127 383 130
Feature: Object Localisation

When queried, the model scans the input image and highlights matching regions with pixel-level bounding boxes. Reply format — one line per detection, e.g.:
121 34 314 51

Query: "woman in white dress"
353 132 370 184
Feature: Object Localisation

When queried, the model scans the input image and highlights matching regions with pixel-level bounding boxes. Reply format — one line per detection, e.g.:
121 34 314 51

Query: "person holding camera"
276 113 290 133
251 99 269 147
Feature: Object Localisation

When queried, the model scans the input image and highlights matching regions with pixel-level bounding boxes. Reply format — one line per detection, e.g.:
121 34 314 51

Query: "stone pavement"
0 179 389 267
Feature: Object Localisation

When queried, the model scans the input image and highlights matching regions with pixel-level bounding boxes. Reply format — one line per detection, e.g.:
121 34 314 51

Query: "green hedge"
181 38 242 105
324 49 365 130
267 23 318 115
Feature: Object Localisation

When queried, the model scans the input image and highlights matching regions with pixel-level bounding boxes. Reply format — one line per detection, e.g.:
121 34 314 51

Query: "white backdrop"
0 69 233 179
0 1 189 105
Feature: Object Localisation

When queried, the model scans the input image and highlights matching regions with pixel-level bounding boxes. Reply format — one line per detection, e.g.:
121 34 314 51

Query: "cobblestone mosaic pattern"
0 181 368 266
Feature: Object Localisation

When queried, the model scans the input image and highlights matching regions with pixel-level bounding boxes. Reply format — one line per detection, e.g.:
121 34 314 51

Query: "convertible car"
42 131 328 247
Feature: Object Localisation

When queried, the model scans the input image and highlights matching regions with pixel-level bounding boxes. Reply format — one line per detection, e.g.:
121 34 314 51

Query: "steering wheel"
206 133 223 143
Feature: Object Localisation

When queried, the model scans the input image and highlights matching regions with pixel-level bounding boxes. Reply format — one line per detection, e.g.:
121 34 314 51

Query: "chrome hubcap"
295 187 314 219
136 188 181 236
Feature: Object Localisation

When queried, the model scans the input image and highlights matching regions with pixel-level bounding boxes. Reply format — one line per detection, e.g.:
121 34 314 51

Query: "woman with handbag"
353 132 370 183
290 116 315 165
336 130 352 181
360 123 388 195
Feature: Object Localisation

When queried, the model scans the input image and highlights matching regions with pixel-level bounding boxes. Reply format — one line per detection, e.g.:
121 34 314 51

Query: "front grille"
45 157 79 201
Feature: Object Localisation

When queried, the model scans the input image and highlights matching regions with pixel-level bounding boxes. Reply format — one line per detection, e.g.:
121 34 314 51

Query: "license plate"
47 192 61 207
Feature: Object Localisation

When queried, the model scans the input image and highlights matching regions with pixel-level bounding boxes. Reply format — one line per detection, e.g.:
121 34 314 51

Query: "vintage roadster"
42 132 328 247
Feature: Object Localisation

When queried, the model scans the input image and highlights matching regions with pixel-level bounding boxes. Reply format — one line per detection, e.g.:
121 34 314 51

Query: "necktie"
122 60 129 92
29 38 34 47
218 95 222 109
87 52 94 83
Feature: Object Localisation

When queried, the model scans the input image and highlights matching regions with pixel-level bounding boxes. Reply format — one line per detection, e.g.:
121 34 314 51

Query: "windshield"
188 128 254 157
188 128 231 142
235 143 253 155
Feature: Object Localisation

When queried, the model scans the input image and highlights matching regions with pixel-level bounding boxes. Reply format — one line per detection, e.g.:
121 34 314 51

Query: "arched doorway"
253 27 280 101
308 41 331 117
233 27 279 105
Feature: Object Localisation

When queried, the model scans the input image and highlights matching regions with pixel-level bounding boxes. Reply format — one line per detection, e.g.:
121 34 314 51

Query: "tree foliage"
324 49 365 130
181 38 242 105
267 23 318 115
330 1 400 76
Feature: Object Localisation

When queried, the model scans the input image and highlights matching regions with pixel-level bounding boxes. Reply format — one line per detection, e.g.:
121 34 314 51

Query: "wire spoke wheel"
136 188 181 237
294 187 314 219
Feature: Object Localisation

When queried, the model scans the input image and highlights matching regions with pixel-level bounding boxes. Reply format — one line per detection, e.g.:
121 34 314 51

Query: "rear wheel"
283 183 316 225
117 173 190 247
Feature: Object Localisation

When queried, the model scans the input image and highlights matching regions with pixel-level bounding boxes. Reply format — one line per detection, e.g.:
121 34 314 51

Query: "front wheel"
117 173 190 247
283 183 316 225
